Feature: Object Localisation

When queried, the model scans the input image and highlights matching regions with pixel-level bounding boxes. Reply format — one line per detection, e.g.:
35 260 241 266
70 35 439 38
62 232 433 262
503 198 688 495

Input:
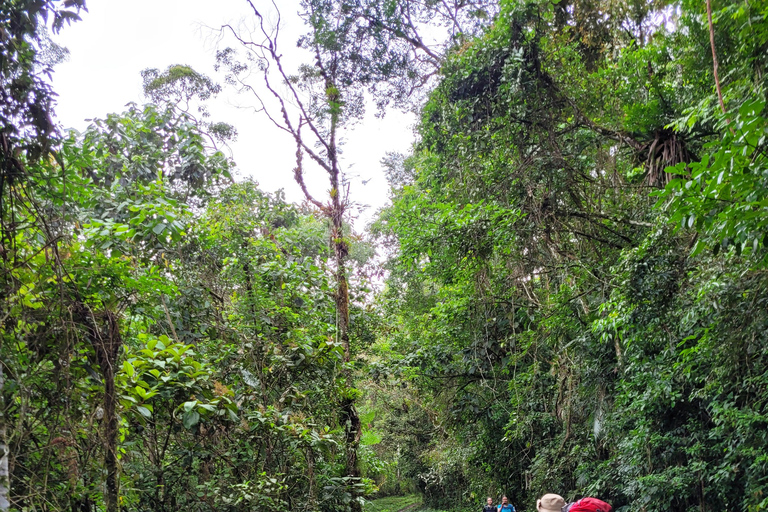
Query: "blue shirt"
498 504 515 512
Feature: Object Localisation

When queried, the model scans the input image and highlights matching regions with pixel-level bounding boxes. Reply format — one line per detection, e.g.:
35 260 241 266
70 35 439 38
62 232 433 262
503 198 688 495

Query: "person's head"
501 496 509 505
487 498 493 505
537 494 565 512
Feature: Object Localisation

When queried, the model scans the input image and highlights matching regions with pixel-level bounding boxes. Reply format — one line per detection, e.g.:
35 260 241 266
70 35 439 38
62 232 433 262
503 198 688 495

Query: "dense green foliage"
3 0 768 511
1 96 379 509
365 0 768 510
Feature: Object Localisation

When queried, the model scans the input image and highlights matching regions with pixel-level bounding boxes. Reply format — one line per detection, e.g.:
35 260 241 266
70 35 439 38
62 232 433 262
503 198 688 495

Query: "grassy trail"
364 494 478 512
364 494 423 512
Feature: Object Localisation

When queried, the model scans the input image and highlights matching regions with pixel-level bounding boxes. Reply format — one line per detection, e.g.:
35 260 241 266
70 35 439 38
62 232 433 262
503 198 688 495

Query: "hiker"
563 497 612 512
497 495 516 512
536 493 613 512
483 497 496 512
537 493 566 512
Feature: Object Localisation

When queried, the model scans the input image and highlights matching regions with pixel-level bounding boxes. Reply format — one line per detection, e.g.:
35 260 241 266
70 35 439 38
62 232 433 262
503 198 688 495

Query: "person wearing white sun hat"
537 494 613 512
537 494 566 512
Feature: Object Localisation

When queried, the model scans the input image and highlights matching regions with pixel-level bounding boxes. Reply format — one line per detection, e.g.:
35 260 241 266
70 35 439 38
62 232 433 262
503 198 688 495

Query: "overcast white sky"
51 0 417 226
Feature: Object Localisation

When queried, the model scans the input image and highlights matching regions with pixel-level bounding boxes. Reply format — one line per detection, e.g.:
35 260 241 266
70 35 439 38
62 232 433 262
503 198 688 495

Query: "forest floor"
364 494 472 512
365 494 423 512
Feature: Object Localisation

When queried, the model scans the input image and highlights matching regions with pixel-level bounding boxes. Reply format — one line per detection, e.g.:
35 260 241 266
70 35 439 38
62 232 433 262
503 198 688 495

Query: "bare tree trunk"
706 0 727 117
0 363 10 512
331 206 362 511
306 447 317 510
102 350 119 512
74 305 122 512
328 101 362 512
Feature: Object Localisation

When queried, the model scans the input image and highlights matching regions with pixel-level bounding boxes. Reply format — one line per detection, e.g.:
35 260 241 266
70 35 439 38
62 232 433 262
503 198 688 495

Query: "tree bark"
328 121 363 512
706 0 727 117
332 215 362 511
103 355 119 512
73 304 122 512
0 363 10 512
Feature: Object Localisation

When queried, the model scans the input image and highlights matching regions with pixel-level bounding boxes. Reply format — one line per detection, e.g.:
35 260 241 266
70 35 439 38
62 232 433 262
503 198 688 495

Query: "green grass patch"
365 494 423 512
419 508 472 512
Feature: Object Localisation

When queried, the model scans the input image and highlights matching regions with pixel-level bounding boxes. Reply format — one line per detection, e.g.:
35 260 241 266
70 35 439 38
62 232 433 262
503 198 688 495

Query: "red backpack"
566 498 613 512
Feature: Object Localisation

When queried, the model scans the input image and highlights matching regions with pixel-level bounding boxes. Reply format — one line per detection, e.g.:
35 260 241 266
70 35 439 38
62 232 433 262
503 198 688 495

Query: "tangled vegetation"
2 0 768 511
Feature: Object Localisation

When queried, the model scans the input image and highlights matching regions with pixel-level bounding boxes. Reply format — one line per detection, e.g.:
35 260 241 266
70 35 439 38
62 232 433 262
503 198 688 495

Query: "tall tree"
216 1 393 506
214 4 501 502
224 4 509 506
141 64 238 148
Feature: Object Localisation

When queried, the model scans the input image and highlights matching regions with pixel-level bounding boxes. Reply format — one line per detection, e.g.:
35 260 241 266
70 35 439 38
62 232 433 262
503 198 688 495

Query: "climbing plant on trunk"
217 1 377 507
